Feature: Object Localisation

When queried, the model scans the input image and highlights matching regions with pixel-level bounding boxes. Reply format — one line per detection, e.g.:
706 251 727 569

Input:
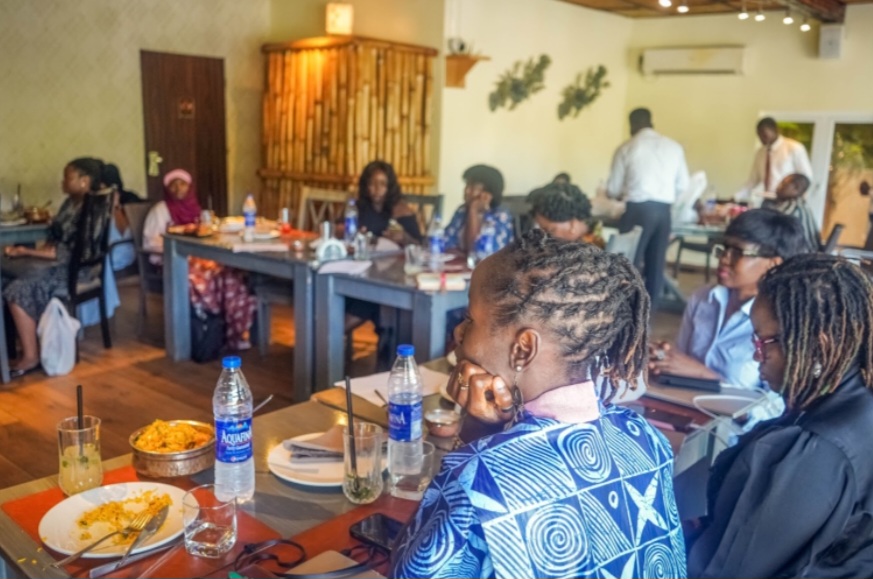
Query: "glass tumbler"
183 484 237 558
57 416 103 496
343 422 384 504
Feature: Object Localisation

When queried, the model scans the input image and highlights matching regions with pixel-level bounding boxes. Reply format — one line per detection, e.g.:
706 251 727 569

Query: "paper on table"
373 237 401 253
335 366 450 407
231 242 288 253
318 259 372 275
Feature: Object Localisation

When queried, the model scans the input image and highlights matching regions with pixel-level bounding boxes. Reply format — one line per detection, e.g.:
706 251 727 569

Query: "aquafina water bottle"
387 345 423 499
427 217 445 271
344 199 358 245
242 193 257 243
474 216 497 264
213 356 255 502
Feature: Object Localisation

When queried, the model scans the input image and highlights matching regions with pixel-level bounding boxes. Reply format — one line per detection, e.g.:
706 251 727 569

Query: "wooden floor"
0 273 690 489
0 281 379 489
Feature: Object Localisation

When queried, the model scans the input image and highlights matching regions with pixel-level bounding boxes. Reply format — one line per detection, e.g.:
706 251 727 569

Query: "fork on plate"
51 511 151 568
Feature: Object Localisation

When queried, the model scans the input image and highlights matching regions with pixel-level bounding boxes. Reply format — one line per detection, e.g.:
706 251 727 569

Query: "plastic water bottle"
387 344 423 499
427 217 445 271
474 216 497 263
213 356 254 502
242 193 257 243
344 199 358 245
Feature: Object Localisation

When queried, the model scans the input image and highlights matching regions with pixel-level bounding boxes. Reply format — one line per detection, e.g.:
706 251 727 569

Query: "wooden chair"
501 195 533 237
65 190 115 349
672 236 716 283
297 186 350 232
122 202 159 333
606 226 644 263
403 193 443 234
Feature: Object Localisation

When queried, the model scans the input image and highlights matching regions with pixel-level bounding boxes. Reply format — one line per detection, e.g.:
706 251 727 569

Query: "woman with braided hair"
687 254 873 578
392 229 686 579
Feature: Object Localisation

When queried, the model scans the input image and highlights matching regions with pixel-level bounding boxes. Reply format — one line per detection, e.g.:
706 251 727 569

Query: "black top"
688 369 873 578
118 189 143 205
358 203 422 242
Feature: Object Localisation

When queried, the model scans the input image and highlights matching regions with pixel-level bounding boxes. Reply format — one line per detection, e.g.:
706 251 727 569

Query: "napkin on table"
318 259 372 275
335 367 450 408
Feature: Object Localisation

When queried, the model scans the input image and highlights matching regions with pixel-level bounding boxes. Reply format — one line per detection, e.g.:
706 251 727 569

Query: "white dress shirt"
736 136 813 203
606 128 690 204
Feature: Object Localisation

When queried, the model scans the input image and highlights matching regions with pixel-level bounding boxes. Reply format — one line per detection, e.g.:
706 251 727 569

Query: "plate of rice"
39 482 186 558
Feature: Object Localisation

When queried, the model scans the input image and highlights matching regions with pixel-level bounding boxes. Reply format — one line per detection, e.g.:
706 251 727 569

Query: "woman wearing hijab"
143 169 256 350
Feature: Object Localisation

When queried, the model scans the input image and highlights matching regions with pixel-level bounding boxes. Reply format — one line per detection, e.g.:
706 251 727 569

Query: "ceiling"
559 0 866 22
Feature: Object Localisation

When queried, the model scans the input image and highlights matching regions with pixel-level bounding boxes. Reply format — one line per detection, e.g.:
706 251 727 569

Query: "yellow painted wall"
0 0 270 211
627 5 873 202
438 0 633 211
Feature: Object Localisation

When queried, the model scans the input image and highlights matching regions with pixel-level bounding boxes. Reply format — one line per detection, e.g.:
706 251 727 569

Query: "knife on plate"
117 505 169 567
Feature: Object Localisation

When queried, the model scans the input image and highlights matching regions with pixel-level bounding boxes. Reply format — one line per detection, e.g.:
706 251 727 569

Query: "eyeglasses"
712 244 765 262
753 333 780 357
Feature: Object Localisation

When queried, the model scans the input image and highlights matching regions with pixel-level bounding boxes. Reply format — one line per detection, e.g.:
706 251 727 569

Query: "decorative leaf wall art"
557 65 610 120
488 54 551 112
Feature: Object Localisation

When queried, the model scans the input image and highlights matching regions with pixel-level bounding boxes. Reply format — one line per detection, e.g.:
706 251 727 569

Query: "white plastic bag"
37 298 81 376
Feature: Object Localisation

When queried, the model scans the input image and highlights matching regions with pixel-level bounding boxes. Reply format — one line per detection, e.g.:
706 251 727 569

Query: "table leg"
0 273 8 385
164 237 191 361
411 292 446 362
293 263 314 401
315 273 345 389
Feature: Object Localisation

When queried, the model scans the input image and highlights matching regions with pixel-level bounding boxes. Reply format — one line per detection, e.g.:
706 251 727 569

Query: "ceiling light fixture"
755 8 766 20
678 2 689 13
783 9 794 24
738 0 749 19
659 0 673 8
800 17 811 31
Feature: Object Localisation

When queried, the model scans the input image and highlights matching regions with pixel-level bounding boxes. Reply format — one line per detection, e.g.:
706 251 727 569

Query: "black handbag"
191 306 225 363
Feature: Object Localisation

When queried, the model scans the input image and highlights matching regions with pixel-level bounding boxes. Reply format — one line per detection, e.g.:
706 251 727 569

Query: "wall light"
678 2 690 13
326 2 353 35
783 9 794 24
800 18 812 31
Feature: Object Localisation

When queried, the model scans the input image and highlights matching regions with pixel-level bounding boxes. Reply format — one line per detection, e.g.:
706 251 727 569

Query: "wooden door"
141 51 228 216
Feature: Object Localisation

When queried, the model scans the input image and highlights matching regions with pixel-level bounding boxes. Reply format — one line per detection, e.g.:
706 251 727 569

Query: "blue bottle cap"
222 356 241 369
397 344 415 357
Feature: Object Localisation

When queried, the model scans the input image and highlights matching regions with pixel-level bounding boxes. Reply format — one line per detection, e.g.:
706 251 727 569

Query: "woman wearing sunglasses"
649 209 807 391
687 254 873 577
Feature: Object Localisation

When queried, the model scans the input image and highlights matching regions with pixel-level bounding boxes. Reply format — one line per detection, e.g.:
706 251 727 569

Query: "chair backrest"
403 193 443 234
297 186 350 232
124 201 154 253
501 194 533 237
68 190 114 297
822 223 845 254
606 226 643 262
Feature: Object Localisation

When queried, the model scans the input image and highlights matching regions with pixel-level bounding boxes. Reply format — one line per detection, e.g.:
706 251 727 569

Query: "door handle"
147 151 163 177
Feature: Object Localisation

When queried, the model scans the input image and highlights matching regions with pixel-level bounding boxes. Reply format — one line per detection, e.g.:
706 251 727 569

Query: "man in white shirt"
607 108 689 305
736 117 813 206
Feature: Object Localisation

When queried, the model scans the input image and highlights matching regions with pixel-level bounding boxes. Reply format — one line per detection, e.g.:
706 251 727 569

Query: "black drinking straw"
344 376 359 488
76 385 84 454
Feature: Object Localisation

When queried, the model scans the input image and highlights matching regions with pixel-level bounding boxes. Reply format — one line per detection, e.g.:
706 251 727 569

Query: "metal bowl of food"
129 420 215 478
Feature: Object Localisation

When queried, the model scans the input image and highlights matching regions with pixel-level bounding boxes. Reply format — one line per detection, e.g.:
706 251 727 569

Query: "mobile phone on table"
349 513 405 552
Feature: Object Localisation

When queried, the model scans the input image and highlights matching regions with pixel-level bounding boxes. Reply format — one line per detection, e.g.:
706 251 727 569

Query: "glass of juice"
57 416 103 496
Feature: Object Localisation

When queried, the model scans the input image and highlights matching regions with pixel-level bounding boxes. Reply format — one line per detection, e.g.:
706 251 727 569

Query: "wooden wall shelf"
445 54 490 88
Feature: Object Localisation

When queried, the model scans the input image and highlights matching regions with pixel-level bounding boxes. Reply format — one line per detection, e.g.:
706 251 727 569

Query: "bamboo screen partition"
258 36 438 220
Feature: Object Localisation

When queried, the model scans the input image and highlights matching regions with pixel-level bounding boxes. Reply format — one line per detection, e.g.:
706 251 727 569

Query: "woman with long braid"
688 254 873 577
393 229 686 578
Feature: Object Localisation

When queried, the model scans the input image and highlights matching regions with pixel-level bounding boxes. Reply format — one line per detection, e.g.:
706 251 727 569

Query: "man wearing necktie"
736 117 814 207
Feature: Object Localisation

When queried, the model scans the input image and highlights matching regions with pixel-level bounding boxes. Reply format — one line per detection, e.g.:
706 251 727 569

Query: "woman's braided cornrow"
488 228 650 402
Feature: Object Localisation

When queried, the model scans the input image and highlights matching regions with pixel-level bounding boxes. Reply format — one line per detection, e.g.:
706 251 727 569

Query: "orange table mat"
1 465 280 578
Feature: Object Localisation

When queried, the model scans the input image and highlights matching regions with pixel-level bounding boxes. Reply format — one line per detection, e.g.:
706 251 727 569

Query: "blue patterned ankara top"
443 205 515 251
392 406 686 579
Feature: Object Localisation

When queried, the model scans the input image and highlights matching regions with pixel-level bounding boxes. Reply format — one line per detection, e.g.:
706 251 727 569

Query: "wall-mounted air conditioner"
640 46 746 75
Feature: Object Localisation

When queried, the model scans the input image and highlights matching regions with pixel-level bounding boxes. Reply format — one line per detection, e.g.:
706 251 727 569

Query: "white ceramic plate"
0 218 27 227
250 230 279 240
218 220 244 234
39 482 186 558
268 433 345 487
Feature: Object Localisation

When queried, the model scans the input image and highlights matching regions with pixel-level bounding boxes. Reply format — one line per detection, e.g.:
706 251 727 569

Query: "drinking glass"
403 245 425 275
389 441 436 501
57 416 103 496
183 484 237 558
343 423 383 505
